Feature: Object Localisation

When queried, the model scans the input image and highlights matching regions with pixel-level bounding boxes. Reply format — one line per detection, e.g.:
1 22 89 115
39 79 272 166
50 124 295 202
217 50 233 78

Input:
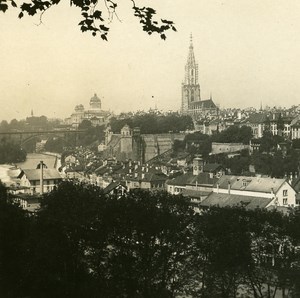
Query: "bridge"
0 129 86 147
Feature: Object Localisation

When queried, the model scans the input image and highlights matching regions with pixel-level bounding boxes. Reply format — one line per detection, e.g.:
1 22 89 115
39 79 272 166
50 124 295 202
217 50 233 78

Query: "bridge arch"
21 133 76 148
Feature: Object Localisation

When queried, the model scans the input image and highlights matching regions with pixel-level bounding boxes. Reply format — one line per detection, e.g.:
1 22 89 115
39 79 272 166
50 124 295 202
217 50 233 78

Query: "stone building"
181 35 218 118
65 93 110 128
104 125 185 163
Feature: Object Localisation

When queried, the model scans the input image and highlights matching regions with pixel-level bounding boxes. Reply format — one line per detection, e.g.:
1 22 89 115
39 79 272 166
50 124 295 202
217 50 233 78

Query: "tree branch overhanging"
0 0 176 41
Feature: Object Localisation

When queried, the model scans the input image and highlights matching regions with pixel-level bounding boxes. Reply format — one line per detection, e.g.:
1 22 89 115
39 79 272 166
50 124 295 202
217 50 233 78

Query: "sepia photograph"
0 0 300 297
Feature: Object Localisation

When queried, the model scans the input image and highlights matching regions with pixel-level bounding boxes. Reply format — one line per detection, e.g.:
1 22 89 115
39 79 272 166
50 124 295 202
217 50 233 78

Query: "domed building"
89 93 101 110
65 93 110 128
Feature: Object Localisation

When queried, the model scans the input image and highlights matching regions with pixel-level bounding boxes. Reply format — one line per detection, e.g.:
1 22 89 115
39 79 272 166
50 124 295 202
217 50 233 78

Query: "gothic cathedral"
181 35 218 118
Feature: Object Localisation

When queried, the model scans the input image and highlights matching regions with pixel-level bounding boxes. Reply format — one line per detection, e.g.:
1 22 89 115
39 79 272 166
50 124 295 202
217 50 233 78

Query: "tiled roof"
216 175 286 194
18 169 62 181
166 172 217 187
292 176 300 193
103 181 127 194
203 163 224 173
189 99 217 109
201 192 273 209
127 172 167 183
245 113 268 124
182 189 212 198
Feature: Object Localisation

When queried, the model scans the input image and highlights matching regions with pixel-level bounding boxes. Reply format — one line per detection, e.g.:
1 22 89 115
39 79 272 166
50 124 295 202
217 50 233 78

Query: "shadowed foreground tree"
0 0 176 40
96 190 195 297
24 182 194 297
0 183 31 297
2 180 300 297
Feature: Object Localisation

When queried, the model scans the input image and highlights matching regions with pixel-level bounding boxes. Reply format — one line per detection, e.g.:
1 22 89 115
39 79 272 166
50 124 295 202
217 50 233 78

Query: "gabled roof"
245 113 268 124
292 176 300 193
18 169 62 181
201 192 273 209
103 181 127 194
216 175 287 194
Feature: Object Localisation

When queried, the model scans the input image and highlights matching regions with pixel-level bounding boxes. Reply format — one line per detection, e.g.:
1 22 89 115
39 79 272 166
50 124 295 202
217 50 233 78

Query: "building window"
283 198 288 205
283 190 288 197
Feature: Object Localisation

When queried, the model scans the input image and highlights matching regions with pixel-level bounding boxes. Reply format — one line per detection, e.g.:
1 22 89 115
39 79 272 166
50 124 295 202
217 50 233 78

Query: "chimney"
228 181 231 194
40 161 44 194
289 172 293 185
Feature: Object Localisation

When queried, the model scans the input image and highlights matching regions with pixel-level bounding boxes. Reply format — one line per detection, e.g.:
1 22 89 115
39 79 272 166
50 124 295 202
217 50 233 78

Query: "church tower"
181 34 201 114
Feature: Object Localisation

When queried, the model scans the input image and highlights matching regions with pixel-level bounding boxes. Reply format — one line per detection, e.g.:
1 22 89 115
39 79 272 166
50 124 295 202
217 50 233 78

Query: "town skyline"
1 0 300 121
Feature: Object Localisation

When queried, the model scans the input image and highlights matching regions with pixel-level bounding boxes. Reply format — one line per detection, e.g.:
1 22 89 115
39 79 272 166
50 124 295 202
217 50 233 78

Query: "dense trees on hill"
0 138 26 163
1 181 300 297
44 124 105 152
173 126 252 159
207 148 300 177
0 116 60 132
211 125 253 144
110 113 194 134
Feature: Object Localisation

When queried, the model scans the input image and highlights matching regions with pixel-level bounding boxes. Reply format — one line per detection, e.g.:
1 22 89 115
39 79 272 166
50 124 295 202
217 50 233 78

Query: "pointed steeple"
186 33 196 73
184 34 198 85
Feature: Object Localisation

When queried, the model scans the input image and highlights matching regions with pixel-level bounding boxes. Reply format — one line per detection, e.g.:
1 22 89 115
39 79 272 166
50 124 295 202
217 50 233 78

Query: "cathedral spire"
181 35 201 113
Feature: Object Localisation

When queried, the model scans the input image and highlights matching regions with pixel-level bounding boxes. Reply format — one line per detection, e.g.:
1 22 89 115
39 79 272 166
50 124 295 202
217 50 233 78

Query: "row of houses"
89 157 300 212
196 112 300 139
4 151 300 213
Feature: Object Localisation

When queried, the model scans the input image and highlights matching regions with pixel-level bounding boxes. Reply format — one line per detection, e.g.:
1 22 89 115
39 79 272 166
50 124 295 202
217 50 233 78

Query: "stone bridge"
0 129 86 147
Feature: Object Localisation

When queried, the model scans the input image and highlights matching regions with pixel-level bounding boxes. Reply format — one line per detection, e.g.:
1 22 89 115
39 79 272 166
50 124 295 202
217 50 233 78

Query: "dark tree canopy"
110 113 194 134
0 0 176 40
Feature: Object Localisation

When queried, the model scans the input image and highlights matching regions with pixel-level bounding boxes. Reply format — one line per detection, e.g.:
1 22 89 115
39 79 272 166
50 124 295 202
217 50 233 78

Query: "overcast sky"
1 0 300 121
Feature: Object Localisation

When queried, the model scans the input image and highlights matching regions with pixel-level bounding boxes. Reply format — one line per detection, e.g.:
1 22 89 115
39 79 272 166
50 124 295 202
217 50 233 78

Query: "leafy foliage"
0 183 31 297
0 138 27 163
1 182 300 297
212 125 253 144
110 113 194 134
0 0 176 40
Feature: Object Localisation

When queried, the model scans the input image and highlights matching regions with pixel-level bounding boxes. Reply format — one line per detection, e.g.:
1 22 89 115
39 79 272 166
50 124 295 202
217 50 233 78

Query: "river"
16 152 61 170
